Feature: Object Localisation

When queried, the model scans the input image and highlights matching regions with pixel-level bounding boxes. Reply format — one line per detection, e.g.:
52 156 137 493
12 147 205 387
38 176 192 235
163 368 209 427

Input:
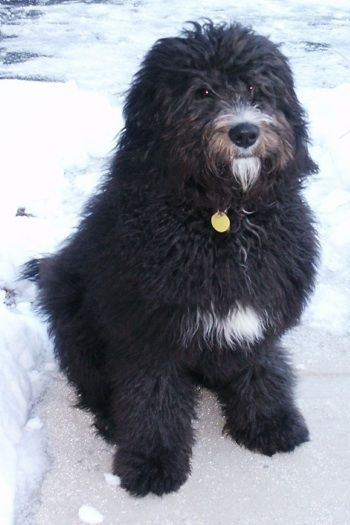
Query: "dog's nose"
229 123 259 148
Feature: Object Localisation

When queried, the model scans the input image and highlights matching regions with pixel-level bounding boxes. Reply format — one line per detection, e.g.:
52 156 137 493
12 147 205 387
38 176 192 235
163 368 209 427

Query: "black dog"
25 21 319 496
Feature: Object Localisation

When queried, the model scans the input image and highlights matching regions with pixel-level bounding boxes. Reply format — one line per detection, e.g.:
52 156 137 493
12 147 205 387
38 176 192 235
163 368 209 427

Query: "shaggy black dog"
25 21 319 496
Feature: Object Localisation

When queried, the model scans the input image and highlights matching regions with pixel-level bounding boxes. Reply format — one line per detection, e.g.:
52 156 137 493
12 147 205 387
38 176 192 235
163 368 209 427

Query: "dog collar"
211 210 230 233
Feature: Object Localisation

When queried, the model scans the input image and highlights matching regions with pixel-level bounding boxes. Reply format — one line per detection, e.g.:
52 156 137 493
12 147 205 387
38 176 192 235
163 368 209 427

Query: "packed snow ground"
0 1 349 524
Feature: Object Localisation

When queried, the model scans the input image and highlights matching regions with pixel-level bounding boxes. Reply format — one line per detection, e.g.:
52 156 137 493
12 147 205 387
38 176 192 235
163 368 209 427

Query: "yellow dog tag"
211 211 230 233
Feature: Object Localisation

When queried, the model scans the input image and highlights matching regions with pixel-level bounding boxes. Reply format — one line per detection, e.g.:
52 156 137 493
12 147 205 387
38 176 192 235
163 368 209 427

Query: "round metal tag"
211 211 230 233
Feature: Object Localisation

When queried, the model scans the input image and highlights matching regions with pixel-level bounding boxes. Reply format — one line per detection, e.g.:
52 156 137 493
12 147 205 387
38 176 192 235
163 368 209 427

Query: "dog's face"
189 78 295 192
122 22 316 207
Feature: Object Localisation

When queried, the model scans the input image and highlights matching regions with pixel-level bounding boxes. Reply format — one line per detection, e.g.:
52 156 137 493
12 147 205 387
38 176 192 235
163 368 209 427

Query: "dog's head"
121 21 317 208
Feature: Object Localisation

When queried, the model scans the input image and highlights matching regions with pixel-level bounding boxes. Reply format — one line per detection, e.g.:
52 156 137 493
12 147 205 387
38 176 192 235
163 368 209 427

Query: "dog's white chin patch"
183 302 264 347
232 156 261 191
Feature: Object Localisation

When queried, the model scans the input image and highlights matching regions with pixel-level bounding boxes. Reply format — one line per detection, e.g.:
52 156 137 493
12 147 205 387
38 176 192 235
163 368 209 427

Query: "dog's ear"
294 125 318 177
265 48 318 179
276 64 318 178
123 35 191 140
123 71 161 136
122 37 180 138
289 99 318 177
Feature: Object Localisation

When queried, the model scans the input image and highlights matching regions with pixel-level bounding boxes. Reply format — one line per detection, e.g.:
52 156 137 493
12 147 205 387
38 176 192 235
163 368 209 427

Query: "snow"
78 505 104 524
0 0 349 524
25 417 43 431
103 473 121 488
0 297 51 525
299 85 350 335
0 80 120 525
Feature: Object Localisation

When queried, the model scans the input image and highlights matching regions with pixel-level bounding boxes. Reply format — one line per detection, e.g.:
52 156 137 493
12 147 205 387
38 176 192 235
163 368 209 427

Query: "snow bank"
0 80 121 525
0 293 50 525
300 85 350 334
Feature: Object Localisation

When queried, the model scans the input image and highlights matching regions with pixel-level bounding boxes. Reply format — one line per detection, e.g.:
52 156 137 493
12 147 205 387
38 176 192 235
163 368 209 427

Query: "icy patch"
78 505 104 524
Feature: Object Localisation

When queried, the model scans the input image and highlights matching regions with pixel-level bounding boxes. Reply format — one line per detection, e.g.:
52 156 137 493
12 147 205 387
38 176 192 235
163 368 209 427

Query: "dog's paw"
227 408 309 456
113 448 190 496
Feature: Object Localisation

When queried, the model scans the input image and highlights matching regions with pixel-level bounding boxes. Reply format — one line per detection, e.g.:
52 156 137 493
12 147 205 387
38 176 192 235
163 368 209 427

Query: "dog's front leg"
111 357 196 496
216 340 309 456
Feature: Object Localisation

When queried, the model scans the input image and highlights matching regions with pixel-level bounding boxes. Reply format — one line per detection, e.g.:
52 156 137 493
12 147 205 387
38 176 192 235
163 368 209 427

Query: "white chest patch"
182 302 264 347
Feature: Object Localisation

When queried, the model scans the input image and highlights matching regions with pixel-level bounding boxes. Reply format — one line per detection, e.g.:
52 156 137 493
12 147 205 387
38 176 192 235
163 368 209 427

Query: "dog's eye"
195 87 213 99
248 85 256 98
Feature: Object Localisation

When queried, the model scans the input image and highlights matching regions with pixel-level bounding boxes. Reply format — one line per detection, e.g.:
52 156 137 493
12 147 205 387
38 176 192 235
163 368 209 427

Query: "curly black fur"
25 21 319 496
